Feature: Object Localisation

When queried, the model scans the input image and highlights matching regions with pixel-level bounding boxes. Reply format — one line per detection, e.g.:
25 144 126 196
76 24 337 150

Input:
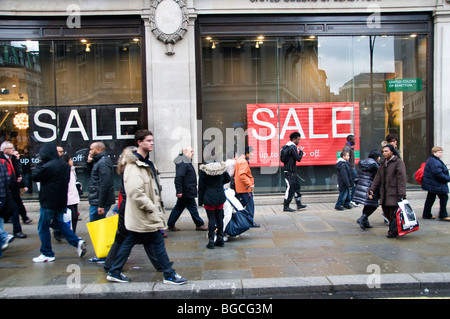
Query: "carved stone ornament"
149 0 189 55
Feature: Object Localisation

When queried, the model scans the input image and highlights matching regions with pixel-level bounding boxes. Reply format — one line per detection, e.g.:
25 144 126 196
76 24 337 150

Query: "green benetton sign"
386 78 422 92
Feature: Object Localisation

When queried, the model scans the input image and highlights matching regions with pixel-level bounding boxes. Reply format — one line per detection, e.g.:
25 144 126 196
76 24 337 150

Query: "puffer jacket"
198 162 230 206
353 158 379 206
370 155 407 207
422 155 450 194
335 158 354 191
32 142 70 209
87 151 115 208
123 151 166 233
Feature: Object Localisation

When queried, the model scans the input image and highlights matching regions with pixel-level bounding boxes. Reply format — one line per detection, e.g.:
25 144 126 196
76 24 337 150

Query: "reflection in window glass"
201 34 428 193
0 39 143 195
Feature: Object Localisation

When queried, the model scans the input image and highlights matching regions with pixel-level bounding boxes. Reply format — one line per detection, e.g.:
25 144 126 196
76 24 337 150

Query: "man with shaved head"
167 146 207 231
86 141 115 263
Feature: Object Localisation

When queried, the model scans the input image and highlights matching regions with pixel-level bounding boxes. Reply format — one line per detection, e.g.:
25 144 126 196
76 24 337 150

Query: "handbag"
63 208 72 230
86 214 119 258
396 199 419 236
225 197 254 237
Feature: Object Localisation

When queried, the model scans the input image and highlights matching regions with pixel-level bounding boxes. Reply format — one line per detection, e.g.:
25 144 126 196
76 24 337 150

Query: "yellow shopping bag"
86 214 119 258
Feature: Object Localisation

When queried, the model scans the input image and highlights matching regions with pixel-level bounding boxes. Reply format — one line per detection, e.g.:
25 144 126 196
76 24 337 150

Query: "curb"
1 273 449 299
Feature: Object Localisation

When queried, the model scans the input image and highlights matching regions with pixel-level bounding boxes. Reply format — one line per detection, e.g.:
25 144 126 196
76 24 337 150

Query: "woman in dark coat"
369 144 407 238
354 149 381 230
421 146 450 221
198 162 230 249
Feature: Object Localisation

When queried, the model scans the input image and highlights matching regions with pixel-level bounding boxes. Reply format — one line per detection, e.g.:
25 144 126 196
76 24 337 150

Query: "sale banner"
247 102 360 167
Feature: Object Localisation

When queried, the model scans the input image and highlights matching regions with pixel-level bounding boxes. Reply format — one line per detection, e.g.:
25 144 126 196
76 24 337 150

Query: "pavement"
1 190 450 300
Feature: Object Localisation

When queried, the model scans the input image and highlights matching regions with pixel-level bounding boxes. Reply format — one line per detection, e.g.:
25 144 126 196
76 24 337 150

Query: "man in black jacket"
32 142 86 262
168 146 207 231
281 132 307 212
87 141 115 263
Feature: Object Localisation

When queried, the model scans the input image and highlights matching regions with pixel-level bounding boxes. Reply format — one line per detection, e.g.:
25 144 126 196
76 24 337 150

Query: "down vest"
422 155 450 194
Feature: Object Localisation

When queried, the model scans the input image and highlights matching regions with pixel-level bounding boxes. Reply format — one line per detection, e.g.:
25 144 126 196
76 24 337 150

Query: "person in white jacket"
62 154 80 233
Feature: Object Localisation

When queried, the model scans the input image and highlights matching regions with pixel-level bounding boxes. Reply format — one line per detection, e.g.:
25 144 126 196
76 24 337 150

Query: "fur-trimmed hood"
199 161 227 176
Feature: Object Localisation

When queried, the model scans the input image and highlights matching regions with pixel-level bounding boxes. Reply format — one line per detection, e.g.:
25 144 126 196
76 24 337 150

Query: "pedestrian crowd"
0 130 449 282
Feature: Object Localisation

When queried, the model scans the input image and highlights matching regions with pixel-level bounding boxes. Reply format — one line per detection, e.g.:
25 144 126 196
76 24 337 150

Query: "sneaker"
77 240 87 258
107 272 131 283
350 201 360 207
88 257 106 263
33 254 55 263
163 273 187 285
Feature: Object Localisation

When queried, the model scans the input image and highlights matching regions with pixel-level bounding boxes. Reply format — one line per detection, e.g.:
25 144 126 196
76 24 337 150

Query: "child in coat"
335 150 354 210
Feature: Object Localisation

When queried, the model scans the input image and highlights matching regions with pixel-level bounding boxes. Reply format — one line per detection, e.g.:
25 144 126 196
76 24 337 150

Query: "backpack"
414 162 426 185
280 145 289 164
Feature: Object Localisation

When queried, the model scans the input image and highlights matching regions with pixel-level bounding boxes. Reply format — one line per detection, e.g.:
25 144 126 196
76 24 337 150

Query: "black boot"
283 200 295 212
296 198 307 210
206 234 215 249
356 214 368 230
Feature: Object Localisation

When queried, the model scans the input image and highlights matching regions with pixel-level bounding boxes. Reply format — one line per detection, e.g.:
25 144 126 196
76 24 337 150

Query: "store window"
199 17 430 193
0 35 143 196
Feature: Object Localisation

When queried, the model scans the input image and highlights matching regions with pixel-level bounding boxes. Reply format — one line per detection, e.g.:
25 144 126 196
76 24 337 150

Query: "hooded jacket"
32 142 70 209
422 155 450 194
123 151 166 233
173 153 197 198
198 162 230 206
335 158 354 191
282 141 304 173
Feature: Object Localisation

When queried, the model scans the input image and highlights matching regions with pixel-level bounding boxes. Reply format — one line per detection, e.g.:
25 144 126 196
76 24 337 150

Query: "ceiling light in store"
13 112 29 130
211 42 216 49
255 42 259 49
85 44 91 52
81 39 87 43
410 34 417 38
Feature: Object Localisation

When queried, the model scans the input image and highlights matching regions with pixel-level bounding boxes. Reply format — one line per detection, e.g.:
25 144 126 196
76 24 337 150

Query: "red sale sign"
247 102 360 166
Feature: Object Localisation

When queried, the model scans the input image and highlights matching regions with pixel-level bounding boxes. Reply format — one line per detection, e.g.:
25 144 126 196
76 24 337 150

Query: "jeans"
335 188 351 208
37 207 81 257
108 230 175 279
423 192 448 219
168 197 204 227
0 217 8 258
89 205 111 222
236 192 255 220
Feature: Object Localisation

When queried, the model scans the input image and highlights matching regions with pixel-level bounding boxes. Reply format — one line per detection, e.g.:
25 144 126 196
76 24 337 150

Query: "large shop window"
0 27 144 196
199 15 431 193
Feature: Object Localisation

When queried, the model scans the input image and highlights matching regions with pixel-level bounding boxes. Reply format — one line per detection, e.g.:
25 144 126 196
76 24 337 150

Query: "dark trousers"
108 230 175 279
423 192 448 219
284 171 302 204
383 205 398 236
168 197 204 227
205 209 224 238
